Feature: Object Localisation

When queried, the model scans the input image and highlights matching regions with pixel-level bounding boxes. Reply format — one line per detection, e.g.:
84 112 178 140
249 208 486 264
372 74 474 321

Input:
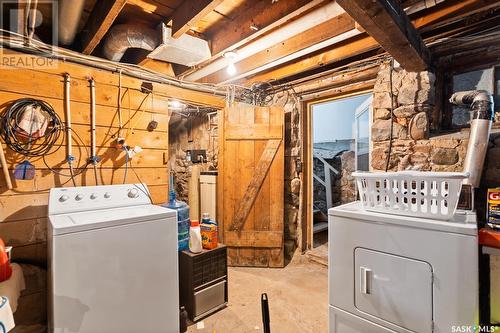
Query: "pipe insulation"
58 0 86 45
449 90 494 188
103 24 161 62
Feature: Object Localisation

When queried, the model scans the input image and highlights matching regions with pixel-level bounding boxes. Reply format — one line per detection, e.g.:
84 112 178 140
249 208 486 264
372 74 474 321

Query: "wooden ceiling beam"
139 58 176 77
246 0 495 84
170 0 225 39
80 0 127 55
207 0 323 57
336 0 431 72
203 13 356 83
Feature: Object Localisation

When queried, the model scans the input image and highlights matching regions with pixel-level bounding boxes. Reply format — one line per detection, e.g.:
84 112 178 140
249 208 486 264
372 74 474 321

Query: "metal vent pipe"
449 90 494 188
58 0 86 45
102 24 160 62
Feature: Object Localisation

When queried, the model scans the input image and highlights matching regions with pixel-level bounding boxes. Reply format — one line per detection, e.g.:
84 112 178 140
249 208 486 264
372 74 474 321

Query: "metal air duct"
102 24 160 62
450 90 494 188
58 0 86 45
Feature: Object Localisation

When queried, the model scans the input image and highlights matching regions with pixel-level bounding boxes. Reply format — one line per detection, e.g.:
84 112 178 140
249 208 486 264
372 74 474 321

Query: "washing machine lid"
49 205 176 235
329 201 477 235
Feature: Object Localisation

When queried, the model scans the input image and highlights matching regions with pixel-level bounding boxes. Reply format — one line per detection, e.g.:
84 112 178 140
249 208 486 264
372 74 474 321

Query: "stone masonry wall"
169 113 218 203
274 92 302 262
371 62 437 171
313 151 356 213
371 61 499 195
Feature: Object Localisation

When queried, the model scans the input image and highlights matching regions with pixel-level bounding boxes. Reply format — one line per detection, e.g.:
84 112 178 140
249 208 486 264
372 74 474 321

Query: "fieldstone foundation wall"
371 62 438 171
313 151 356 213
371 61 499 191
274 92 302 261
169 114 218 203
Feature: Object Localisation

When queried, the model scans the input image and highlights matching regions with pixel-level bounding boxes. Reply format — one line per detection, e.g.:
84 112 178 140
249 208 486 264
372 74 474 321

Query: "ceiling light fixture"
227 63 237 76
223 51 238 76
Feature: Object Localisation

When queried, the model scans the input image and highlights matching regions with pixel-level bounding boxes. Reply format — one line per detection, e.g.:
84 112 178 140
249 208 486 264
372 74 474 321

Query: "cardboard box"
487 188 500 229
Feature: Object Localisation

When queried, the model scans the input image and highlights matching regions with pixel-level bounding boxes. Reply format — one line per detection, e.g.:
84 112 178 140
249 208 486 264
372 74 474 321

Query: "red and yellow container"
201 223 218 250
487 188 500 230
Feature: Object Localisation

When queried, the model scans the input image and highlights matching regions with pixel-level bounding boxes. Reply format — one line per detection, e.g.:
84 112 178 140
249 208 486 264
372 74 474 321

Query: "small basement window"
451 66 499 127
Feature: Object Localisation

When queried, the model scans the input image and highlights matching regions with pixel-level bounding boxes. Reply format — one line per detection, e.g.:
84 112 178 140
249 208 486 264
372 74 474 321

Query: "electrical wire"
1 98 63 157
41 127 90 178
128 159 153 203
0 30 240 100
385 58 395 172
123 147 129 184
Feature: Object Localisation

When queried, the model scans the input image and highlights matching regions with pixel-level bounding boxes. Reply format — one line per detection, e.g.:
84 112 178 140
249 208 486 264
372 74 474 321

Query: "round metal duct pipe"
450 90 494 188
58 0 86 45
102 24 161 62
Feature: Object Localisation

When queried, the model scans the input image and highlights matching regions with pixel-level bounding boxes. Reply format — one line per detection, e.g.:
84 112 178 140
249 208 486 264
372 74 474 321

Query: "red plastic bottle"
0 238 12 282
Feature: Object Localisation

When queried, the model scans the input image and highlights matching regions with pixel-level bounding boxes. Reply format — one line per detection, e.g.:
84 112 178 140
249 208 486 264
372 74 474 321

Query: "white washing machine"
48 184 179 333
329 201 478 333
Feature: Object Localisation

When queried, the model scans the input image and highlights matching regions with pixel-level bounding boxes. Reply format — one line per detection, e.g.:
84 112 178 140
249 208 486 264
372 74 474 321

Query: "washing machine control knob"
75 194 84 201
104 192 111 199
59 195 69 202
90 193 98 200
128 188 139 198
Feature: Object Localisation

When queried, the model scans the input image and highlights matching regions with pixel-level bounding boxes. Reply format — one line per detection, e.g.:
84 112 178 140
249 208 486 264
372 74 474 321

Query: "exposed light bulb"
171 100 181 108
227 62 237 76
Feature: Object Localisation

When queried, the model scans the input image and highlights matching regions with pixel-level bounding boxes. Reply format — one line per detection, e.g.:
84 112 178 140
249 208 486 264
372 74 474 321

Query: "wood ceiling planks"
244 0 500 84
80 0 128 55
206 0 323 57
170 0 226 38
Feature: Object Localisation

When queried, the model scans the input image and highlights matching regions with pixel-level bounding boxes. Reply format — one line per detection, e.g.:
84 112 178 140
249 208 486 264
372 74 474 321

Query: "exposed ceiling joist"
139 58 176 77
80 0 127 55
170 0 225 39
247 0 496 84
336 0 431 72
204 13 356 83
207 0 323 57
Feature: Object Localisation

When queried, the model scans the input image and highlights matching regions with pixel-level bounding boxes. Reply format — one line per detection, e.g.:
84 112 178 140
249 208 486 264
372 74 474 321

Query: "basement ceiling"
2 0 499 86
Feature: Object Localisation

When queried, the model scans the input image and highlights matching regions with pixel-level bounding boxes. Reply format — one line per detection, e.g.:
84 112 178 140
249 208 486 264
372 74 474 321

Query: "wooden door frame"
301 89 373 251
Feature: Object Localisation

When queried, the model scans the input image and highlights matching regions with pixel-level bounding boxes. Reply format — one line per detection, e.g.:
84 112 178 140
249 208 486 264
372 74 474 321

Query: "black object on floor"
179 244 228 321
180 306 188 332
261 293 270 333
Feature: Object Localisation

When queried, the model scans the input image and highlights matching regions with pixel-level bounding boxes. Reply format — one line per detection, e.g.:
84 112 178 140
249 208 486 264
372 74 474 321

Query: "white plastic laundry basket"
353 171 469 220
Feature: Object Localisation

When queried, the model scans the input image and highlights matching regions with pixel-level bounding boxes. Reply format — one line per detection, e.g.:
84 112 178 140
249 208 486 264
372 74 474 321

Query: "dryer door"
354 248 433 332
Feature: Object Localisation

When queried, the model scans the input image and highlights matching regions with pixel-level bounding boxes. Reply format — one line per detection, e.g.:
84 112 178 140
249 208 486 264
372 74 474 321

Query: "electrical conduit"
88 78 100 185
63 73 76 186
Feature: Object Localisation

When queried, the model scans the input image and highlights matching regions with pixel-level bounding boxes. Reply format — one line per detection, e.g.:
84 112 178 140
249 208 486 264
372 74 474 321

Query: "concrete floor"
188 257 328 333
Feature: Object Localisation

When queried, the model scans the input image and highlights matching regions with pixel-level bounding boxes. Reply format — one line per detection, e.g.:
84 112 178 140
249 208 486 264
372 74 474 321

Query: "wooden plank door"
218 103 285 267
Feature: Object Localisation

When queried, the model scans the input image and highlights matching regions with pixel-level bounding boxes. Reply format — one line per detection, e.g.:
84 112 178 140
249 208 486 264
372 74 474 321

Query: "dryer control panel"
48 183 152 215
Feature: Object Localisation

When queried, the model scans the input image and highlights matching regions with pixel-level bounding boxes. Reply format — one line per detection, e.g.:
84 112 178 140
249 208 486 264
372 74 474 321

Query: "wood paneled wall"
0 53 212 267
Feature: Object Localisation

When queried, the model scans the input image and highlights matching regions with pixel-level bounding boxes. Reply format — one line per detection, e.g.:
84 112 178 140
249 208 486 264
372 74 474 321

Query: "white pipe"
63 73 72 161
184 2 346 81
450 90 494 188
219 29 362 84
89 78 97 163
58 0 86 45
64 73 77 186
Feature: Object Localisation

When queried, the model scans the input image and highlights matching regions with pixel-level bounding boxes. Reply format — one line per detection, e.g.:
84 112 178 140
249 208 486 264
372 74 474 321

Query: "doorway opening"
307 93 372 260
